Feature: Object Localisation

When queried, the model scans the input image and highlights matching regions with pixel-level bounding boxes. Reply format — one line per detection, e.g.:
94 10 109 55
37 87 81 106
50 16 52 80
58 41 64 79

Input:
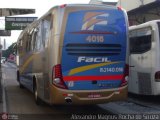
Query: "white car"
1 57 6 63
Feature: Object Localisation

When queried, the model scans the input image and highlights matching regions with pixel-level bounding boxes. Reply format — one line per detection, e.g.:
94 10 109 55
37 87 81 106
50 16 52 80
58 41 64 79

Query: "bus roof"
17 4 126 42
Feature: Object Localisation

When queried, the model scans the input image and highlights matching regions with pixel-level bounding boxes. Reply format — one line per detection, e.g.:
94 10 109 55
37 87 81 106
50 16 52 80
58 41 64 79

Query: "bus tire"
17 70 24 89
19 82 24 89
17 71 20 82
34 80 43 105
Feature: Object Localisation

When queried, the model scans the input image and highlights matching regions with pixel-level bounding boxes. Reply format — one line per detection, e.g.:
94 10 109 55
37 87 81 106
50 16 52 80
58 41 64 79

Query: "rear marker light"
63 93 73 97
60 4 66 8
117 6 122 11
52 64 68 89
63 93 68 97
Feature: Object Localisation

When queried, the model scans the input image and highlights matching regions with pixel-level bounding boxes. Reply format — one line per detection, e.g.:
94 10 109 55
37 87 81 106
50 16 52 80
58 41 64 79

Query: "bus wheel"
34 83 43 105
17 71 20 82
17 71 24 89
19 83 24 89
19 80 24 89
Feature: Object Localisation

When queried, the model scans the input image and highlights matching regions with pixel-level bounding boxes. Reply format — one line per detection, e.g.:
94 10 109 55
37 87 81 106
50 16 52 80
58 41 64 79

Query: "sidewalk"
98 98 160 114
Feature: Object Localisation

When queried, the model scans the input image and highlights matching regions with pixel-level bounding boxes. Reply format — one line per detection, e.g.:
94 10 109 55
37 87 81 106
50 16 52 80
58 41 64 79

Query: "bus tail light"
155 71 160 82
52 64 68 89
60 4 67 8
117 6 122 11
121 64 129 86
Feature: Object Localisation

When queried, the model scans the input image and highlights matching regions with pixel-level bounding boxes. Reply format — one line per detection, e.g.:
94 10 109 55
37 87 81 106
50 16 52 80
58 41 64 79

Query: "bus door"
129 27 152 95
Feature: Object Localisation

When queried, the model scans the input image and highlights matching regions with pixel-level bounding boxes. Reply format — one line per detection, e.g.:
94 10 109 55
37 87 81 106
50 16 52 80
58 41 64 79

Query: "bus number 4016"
86 35 104 43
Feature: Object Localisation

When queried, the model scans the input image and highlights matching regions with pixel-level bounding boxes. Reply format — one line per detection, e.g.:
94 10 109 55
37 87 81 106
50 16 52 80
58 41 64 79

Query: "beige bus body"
17 4 128 105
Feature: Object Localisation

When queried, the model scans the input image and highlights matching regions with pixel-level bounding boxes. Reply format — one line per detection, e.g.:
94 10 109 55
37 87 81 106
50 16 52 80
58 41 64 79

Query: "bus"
129 20 160 95
16 4 129 105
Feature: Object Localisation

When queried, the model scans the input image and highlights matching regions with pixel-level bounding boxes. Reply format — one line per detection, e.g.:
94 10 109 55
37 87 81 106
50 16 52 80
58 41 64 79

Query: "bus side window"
31 28 37 51
42 15 51 48
26 33 32 52
24 33 29 52
130 35 151 54
34 23 43 51
17 39 22 54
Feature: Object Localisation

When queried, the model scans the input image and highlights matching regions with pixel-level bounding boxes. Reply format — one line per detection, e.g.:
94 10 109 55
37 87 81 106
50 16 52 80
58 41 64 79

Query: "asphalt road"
1 62 111 120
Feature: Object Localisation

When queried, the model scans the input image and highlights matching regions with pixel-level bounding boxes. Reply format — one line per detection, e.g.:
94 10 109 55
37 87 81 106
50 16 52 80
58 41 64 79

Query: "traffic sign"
0 30 11 36
5 17 37 30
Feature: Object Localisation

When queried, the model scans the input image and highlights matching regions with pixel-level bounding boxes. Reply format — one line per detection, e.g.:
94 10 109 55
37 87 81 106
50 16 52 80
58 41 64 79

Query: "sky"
0 0 118 49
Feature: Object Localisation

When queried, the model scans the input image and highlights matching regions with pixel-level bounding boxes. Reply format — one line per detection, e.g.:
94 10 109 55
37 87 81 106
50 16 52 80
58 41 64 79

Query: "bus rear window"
130 35 151 54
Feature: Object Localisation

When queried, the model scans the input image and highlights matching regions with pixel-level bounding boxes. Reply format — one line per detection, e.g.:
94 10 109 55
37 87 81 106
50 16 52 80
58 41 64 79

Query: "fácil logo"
77 56 111 63
70 12 111 34
82 12 109 31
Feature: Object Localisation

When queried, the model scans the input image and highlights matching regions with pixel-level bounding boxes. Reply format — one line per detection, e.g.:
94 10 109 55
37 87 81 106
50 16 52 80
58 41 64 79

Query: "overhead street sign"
0 30 11 36
0 8 35 17
5 17 37 30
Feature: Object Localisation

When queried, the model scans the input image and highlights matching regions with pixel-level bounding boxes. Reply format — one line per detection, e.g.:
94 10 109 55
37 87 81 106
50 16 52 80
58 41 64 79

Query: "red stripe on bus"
63 75 123 81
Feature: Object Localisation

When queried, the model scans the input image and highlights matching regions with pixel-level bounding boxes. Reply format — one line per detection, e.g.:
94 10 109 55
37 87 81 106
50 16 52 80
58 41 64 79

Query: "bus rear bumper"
49 85 128 105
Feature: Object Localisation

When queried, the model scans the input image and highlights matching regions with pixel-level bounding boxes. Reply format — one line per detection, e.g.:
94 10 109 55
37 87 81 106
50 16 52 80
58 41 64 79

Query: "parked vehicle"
129 20 160 95
1 57 6 63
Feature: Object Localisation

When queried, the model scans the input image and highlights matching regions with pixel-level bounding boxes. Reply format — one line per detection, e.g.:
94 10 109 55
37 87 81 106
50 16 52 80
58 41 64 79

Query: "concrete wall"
89 0 102 4
89 0 118 5
117 0 156 11
89 0 156 11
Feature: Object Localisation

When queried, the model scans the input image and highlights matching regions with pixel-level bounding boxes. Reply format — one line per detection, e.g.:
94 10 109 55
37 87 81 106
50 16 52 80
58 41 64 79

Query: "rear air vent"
65 44 121 56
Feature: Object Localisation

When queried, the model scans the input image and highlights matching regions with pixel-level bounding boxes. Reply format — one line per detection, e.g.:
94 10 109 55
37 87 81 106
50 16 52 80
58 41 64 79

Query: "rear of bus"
51 4 129 104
